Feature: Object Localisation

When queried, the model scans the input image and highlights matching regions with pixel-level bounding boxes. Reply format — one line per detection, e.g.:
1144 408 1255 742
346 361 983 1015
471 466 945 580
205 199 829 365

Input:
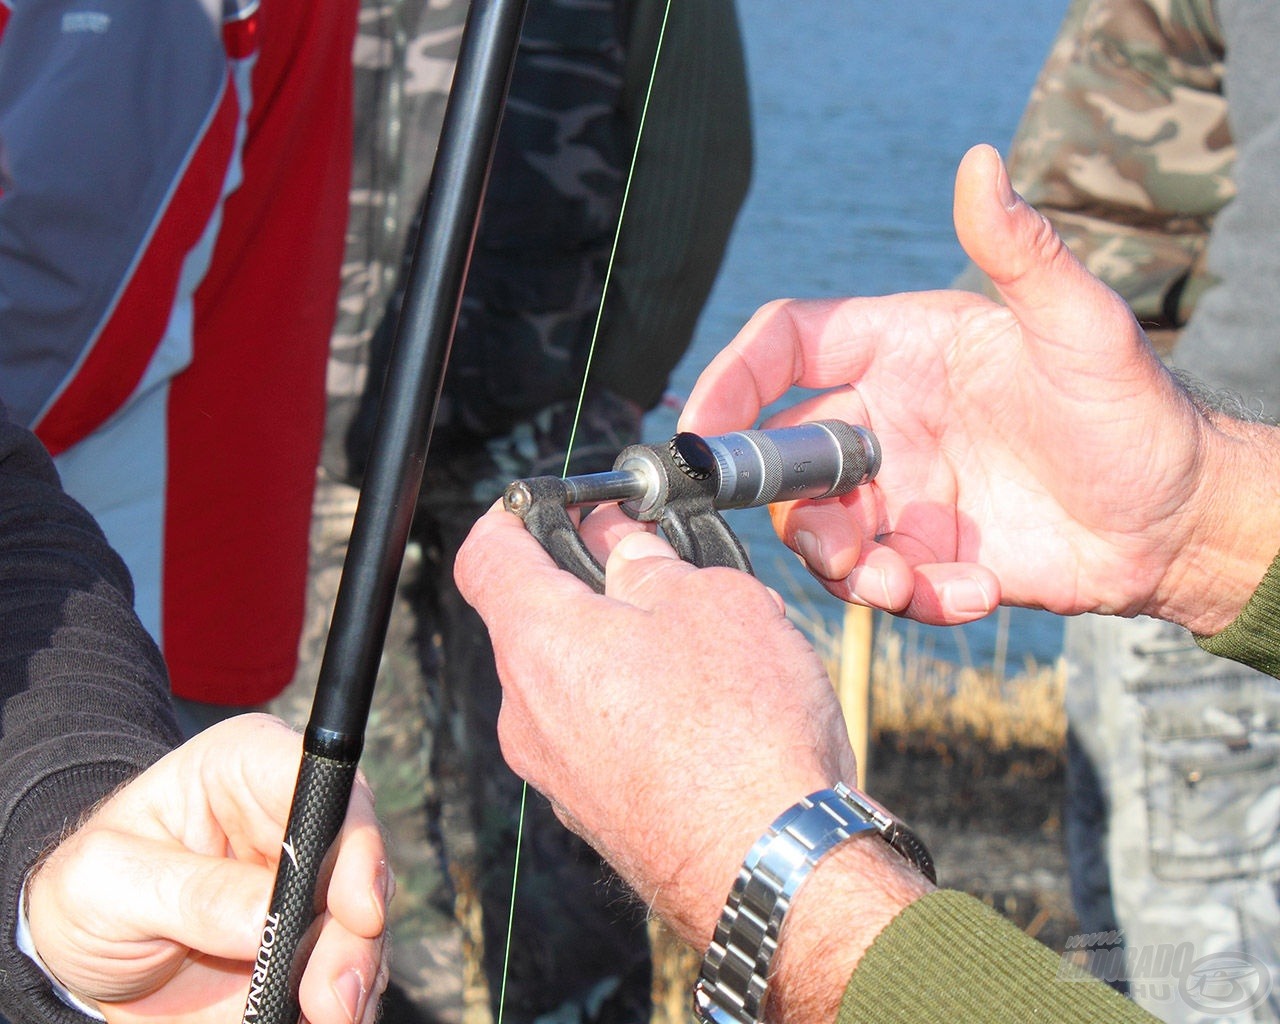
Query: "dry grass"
856 615 1066 753
649 922 702 1024
786 589 1068 753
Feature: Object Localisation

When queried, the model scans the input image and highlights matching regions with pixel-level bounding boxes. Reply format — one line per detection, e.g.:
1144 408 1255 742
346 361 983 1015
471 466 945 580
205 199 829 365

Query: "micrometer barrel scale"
503 420 880 591
666 419 881 510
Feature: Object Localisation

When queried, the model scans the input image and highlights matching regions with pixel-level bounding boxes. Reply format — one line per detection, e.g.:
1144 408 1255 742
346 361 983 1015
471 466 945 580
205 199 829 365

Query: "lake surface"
643 0 1072 667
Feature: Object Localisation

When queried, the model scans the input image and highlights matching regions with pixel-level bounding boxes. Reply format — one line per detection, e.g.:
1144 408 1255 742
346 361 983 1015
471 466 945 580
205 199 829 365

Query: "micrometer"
503 419 880 591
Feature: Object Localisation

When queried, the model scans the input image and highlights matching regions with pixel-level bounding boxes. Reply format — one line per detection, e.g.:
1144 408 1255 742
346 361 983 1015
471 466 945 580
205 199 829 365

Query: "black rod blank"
312 0 528 753
241 2 529 1021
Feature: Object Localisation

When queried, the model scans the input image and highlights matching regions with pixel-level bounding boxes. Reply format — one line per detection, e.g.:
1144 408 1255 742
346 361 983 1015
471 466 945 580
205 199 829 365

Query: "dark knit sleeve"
0 414 180 1024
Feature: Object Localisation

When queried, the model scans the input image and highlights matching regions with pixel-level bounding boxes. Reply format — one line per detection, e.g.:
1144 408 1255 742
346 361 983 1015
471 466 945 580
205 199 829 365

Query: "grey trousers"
1064 613 1280 1023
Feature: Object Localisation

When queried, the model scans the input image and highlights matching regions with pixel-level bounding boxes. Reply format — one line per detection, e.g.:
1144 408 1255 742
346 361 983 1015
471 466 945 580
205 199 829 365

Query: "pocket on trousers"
1137 667 1280 884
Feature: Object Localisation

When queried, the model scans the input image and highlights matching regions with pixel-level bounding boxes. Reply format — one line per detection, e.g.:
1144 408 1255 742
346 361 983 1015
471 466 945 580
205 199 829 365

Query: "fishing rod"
240 1 529 1020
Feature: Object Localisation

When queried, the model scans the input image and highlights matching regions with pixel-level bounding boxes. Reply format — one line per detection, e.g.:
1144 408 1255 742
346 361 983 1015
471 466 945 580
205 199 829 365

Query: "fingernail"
372 860 393 928
877 570 895 609
793 531 822 570
364 960 392 1024
847 566 895 611
612 531 676 563
941 578 994 616
334 968 368 1024
766 585 787 615
995 157 1019 211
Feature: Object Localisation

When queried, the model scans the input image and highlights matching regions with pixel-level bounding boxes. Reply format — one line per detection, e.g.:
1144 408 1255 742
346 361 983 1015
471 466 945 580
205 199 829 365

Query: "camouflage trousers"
1064 614 1280 1024
271 391 651 1024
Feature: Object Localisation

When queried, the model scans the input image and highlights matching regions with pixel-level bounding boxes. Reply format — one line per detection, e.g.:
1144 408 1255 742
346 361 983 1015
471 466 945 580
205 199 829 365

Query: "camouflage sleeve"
331 0 632 475
961 0 1232 350
444 0 752 429
440 0 630 437
322 0 470 483
342 0 751 467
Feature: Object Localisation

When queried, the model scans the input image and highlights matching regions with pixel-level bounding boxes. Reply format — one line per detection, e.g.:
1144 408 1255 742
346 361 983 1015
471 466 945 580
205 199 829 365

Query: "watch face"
886 821 938 883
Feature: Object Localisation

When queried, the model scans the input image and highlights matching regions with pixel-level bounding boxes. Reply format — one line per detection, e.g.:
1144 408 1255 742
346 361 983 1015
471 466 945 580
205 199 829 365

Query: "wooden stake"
837 603 874 787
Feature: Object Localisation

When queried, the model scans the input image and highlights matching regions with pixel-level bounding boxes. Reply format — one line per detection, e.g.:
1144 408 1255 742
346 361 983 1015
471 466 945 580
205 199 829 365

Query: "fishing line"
560 0 673 474
495 3 673 1020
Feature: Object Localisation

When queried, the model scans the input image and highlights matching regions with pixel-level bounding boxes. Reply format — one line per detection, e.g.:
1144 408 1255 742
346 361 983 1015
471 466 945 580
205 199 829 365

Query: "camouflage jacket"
1009 0 1230 347
960 0 1232 354
329 0 750 485
973 0 1280 417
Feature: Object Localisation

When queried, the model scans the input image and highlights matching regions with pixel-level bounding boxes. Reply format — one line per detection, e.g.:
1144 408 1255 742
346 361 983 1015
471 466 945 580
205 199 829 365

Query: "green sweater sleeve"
837 890 1158 1023
1195 547 1280 678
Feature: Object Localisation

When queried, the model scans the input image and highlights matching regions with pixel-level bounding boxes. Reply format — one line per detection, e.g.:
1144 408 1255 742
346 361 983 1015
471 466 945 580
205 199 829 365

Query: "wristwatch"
692 782 935 1024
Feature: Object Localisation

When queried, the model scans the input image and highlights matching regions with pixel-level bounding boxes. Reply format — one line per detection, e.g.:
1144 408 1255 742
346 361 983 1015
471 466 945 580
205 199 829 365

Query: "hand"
455 506 932 1022
456 503 856 944
25 714 390 1024
680 144 1271 635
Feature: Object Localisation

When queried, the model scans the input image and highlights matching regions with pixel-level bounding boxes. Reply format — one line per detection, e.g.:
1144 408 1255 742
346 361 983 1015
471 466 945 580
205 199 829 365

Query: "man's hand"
26 714 390 1024
680 143 1267 634
457 504 856 944
456 505 932 1022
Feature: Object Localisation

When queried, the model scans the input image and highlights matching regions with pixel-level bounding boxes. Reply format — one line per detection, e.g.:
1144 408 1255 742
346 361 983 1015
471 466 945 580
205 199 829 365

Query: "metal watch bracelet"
692 782 935 1024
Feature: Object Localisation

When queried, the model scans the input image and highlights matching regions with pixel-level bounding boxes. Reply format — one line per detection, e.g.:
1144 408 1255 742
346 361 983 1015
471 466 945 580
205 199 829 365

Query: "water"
643 0 1071 667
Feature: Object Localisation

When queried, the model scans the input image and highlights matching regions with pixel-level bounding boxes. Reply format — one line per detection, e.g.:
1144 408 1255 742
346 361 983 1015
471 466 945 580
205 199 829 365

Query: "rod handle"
241 751 359 1024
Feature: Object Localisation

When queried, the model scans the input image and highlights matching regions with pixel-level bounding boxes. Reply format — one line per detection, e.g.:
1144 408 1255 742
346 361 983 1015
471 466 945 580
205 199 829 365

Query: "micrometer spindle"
502 420 880 591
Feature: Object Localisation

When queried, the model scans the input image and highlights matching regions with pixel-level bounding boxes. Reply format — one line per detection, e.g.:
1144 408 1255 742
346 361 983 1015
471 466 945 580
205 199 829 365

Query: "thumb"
28 834 272 1003
604 531 786 619
603 531 696 608
953 144 1133 352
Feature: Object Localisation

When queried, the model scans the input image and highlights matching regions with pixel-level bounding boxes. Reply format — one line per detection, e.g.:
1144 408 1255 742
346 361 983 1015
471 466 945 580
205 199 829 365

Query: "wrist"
1153 413 1280 635
19 869 105 1021
769 836 933 1024
634 772 854 950
692 784 935 1024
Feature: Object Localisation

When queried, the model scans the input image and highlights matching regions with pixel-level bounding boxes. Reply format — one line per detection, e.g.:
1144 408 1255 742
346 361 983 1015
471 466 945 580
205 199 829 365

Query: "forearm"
1194 542 1280 677
0 416 178 1023
768 839 932 1024
764 836 1153 1023
836 890 1157 1023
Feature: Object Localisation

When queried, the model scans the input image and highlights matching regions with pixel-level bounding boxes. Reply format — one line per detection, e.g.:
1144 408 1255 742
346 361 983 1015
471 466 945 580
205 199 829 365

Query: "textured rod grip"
241 752 359 1024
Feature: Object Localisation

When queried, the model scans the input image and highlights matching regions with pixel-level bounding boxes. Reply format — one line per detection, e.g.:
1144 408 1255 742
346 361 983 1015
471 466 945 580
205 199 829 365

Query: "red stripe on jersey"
34 76 239 457
0 4 9 195
222 10 259 59
161 0 354 705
